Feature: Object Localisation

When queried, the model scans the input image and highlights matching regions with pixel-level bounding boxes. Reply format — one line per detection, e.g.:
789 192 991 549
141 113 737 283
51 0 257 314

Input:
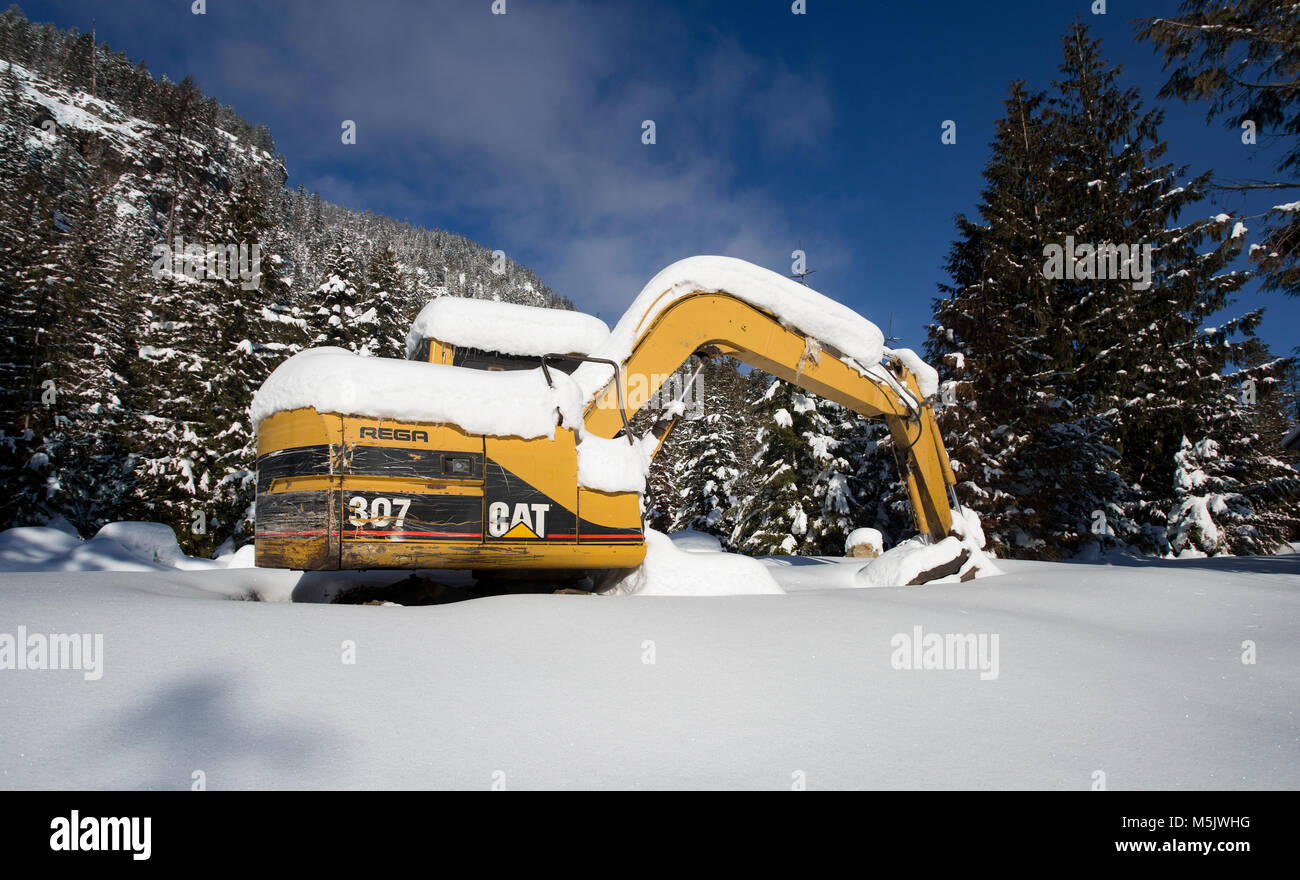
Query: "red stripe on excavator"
348 530 479 537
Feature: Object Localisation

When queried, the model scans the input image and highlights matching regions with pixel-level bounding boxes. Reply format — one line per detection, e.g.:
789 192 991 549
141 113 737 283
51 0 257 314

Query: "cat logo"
487 501 551 539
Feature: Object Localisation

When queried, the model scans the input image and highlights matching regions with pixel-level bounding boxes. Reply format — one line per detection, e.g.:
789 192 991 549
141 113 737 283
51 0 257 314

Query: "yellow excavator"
252 257 960 573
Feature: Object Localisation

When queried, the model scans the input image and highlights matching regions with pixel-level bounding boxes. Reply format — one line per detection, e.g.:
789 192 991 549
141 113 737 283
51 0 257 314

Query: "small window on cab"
410 338 432 363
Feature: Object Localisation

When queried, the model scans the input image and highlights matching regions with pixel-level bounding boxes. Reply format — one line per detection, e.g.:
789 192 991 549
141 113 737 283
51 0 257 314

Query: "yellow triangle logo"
502 521 540 539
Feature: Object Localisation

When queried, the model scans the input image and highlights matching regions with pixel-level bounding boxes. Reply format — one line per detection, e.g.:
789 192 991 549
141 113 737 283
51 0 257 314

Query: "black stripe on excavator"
349 445 483 481
342 490 482 541
256 444 484 492
255 489 334 538
483 459 577 541
576 520 645 542
256 445 332 495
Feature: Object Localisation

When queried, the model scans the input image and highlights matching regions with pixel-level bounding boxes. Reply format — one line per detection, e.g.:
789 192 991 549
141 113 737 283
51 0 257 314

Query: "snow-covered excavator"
251 256 961 573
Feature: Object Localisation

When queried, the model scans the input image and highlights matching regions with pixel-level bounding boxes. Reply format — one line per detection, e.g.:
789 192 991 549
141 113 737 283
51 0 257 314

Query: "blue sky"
22 0 1299 356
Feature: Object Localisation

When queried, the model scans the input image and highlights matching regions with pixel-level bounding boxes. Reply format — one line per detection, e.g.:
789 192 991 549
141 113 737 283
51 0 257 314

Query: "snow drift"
858 508 1001 586
0 523 253 574
405 296 610 360
571 255 889 403
882 346 939 399
575 432 657 493
250 346 586 437
845 527 884 556
3 551 1297 789
596 529 784 596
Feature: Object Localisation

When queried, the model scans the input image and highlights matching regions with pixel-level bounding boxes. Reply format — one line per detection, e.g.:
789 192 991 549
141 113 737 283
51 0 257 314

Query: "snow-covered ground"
0 525 1296 789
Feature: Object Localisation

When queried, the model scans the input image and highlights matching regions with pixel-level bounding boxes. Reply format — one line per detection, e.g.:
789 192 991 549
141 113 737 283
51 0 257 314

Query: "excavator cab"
409 337 586 375
252 257 960 574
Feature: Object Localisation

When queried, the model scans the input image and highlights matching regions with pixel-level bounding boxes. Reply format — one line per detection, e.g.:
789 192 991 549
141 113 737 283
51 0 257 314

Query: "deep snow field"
0 522 1296 790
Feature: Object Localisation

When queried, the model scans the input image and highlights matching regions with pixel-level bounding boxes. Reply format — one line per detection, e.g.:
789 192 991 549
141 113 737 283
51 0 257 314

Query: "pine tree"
131 245 218 552
1047 25 1259 551
841 414 913 550
640 462 677 533
666 360 746 537
1168 436 1253 556
805 399 867 552
1170 349 1300 555
925 82 1059 556
130 164 264 555
928 25 1265 558
0 149 71 529
195 173 307 550
731 380 812 555
731 379 860 556
157 75 209 242
634 360 700 533
41 176 141 533
310 240 364 351
360 244 406 357
638 410 681 534
666 406 740 534
1138 1 1300 297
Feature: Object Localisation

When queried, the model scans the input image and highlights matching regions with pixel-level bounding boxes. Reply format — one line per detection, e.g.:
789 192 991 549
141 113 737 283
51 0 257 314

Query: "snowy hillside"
3 58 278 221
0 8 570 558
0 40 560 313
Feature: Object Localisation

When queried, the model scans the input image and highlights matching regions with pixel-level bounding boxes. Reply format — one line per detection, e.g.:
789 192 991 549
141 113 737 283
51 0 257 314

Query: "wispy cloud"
207 0 843 311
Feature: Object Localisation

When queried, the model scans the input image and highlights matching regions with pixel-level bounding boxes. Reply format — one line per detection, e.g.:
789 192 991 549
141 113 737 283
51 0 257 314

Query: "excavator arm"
580 292 958 540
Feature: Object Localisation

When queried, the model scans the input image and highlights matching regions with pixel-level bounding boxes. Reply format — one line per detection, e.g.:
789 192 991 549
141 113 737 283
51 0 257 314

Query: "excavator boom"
580 291 956 538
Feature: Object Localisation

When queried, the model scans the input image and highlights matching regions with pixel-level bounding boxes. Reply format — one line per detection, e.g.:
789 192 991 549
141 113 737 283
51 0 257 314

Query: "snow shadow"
1062 553 1300 578
758 555 841 567
75 670 339 789
288 569 480 603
